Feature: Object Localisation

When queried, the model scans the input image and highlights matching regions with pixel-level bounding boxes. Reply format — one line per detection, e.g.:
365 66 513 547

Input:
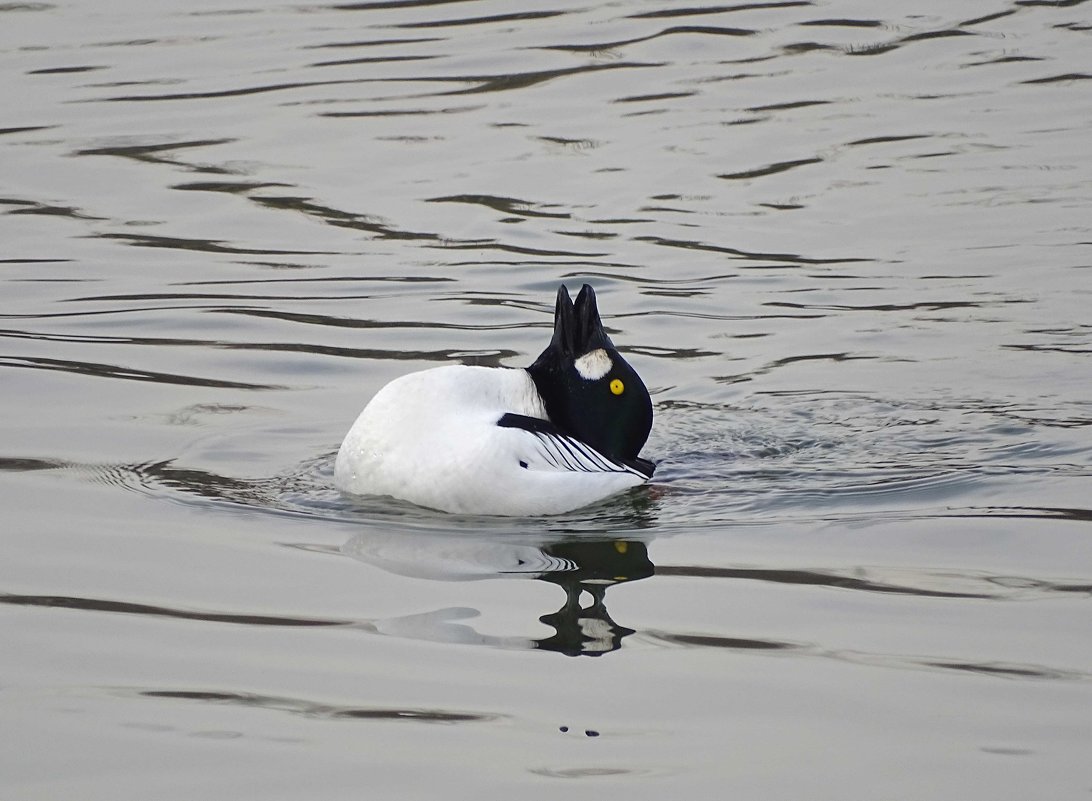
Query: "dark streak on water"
138 690 497 724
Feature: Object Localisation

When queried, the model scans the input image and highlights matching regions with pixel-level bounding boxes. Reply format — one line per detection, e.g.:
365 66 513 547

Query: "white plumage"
334 365 648 515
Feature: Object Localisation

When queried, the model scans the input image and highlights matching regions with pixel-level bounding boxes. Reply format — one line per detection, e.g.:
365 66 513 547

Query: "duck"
334 284 655 515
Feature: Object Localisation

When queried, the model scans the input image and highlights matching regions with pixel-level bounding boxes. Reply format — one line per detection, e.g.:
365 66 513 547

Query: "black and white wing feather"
497 413 655 480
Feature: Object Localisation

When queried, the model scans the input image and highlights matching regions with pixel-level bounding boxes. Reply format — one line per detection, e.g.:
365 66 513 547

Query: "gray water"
2 0 1091 798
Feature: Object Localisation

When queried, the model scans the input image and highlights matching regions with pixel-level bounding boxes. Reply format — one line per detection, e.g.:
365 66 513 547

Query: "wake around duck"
333 284 655 515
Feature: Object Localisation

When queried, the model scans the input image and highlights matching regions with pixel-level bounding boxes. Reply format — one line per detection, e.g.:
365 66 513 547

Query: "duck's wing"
496 413 655 480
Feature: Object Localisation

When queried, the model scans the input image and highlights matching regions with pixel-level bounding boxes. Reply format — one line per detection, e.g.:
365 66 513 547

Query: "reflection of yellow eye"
610 378 625 395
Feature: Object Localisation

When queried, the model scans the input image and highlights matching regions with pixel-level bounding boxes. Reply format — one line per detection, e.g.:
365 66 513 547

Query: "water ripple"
0 354 283 389
641 628 1091 682
137 689 498 724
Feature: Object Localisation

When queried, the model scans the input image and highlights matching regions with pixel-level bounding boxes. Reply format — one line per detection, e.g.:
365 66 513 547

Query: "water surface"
2 1 1090 798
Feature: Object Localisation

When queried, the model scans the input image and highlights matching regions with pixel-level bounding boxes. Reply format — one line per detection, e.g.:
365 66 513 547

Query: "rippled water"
3 0 1090 797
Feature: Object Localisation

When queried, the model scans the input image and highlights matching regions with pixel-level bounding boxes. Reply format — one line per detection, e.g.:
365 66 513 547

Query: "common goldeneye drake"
334 284 654 515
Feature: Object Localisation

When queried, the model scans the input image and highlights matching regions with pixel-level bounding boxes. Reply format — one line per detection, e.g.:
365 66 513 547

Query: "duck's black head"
527 284 653 463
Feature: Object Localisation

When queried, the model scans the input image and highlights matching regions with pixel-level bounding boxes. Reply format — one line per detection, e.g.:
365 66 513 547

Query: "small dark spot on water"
559 725 568 732
585 729 600 737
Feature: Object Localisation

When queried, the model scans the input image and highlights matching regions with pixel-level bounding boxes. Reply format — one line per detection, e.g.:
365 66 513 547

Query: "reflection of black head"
538 539 655 588
527 285 653 462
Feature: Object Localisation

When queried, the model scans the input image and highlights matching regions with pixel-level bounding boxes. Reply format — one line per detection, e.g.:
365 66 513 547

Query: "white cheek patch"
575 348 613 381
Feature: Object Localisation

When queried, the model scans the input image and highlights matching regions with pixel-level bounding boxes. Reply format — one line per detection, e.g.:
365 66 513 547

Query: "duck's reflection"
534 539 652 656
342 530 653 657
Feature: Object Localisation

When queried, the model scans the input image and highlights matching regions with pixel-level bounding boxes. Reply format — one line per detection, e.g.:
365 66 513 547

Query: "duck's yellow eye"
609 378 625 395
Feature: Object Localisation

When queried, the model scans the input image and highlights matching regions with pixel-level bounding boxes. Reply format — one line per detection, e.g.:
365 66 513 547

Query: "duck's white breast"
333 365 646 515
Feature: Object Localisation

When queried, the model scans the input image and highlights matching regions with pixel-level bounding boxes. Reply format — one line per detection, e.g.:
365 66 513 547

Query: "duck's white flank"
333 365 647 515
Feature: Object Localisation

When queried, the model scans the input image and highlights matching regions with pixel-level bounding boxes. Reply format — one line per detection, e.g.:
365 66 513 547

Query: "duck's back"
333 365 646 515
